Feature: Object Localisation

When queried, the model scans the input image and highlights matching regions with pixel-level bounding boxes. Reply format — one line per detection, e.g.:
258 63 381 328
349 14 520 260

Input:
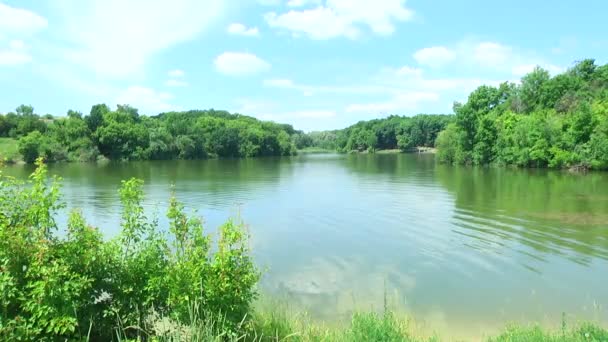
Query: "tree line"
3 58 607 170
303 114 453 152
436 59 608 170
1 105 298 163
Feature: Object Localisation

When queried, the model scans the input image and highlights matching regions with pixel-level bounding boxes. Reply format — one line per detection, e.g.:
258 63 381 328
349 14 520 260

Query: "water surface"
3 154 607 339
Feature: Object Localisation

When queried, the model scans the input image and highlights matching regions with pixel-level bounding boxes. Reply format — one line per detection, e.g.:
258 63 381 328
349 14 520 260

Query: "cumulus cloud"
0 40 31 66
214 52 271 76
395 66 423 78
227 23 260 37
51 0 225 78
265 0 413 40
413 46 455 68
0 2 47 36
472 42 512 68
116 86 180 113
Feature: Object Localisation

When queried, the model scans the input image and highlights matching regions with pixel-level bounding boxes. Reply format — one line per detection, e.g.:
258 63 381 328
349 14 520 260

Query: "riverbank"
296 146 438 155
135 306 608 341
382 147 437 154
347 147 437 154
298 147 336 154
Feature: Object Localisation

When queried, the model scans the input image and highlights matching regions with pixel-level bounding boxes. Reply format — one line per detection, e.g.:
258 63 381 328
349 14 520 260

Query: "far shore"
297 146 437 155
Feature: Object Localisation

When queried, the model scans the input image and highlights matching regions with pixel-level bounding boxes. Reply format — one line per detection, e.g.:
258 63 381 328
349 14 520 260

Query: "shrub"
0 159 259 340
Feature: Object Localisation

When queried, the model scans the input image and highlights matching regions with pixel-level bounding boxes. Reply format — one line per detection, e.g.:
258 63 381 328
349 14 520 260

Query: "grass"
0 137 20 163
127 307 608 342
488 323 608 342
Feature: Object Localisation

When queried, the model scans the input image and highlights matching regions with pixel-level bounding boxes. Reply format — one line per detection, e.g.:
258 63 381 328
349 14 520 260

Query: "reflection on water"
3 154 607 339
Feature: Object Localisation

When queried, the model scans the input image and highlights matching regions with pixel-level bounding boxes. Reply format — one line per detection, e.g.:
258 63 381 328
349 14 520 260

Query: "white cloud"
168 69 185 77
412 40 564 78
472 42 512 68
265 7 357 40
166 69 187 86
52 0 225 78
395 66 422 78
0 3 44 65
462 41 564 76
287 0 321 7
0 3 47 36
166 79 188 87
413 46 455 68
265 0 413 40
0 39 31 66
263 78 295 87
214 52 271 76
258 64 502 118
269 66 493 99
227 23 260 37
346 91 439 113
0 49 31 65
116 86 180 113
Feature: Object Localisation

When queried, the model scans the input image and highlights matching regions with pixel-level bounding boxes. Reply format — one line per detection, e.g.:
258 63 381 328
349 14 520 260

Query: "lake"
3 153 607 339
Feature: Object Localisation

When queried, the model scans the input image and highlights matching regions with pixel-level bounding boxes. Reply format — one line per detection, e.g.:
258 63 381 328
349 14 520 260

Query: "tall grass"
111 305 607 342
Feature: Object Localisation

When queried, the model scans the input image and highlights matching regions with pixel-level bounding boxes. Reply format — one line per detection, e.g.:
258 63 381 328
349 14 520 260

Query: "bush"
0 159 259 340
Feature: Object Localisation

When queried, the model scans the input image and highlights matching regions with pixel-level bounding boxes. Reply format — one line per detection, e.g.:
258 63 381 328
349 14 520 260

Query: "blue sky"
1 0 607 131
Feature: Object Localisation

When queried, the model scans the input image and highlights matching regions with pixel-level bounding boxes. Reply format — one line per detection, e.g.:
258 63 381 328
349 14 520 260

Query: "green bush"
0 159 259 340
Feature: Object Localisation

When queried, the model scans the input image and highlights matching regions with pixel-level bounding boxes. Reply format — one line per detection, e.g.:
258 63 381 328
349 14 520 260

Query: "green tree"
85 103 109 133
18 131 45 163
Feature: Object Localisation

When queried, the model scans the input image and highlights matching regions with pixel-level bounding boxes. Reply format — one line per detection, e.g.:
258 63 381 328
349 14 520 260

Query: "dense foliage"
436 59 608 170
0 160 259 340
307 114 453 153
0 105 298 163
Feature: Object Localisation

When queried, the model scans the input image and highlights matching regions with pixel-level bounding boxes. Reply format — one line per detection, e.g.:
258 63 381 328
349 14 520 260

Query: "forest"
305 114 453 152
436 59 608 170
0 105 298 163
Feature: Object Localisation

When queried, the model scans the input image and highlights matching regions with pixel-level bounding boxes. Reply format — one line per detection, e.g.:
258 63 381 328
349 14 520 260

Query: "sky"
0 0 607 131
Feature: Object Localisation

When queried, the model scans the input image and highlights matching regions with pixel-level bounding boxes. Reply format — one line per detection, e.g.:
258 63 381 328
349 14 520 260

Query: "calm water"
3 153 608 338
